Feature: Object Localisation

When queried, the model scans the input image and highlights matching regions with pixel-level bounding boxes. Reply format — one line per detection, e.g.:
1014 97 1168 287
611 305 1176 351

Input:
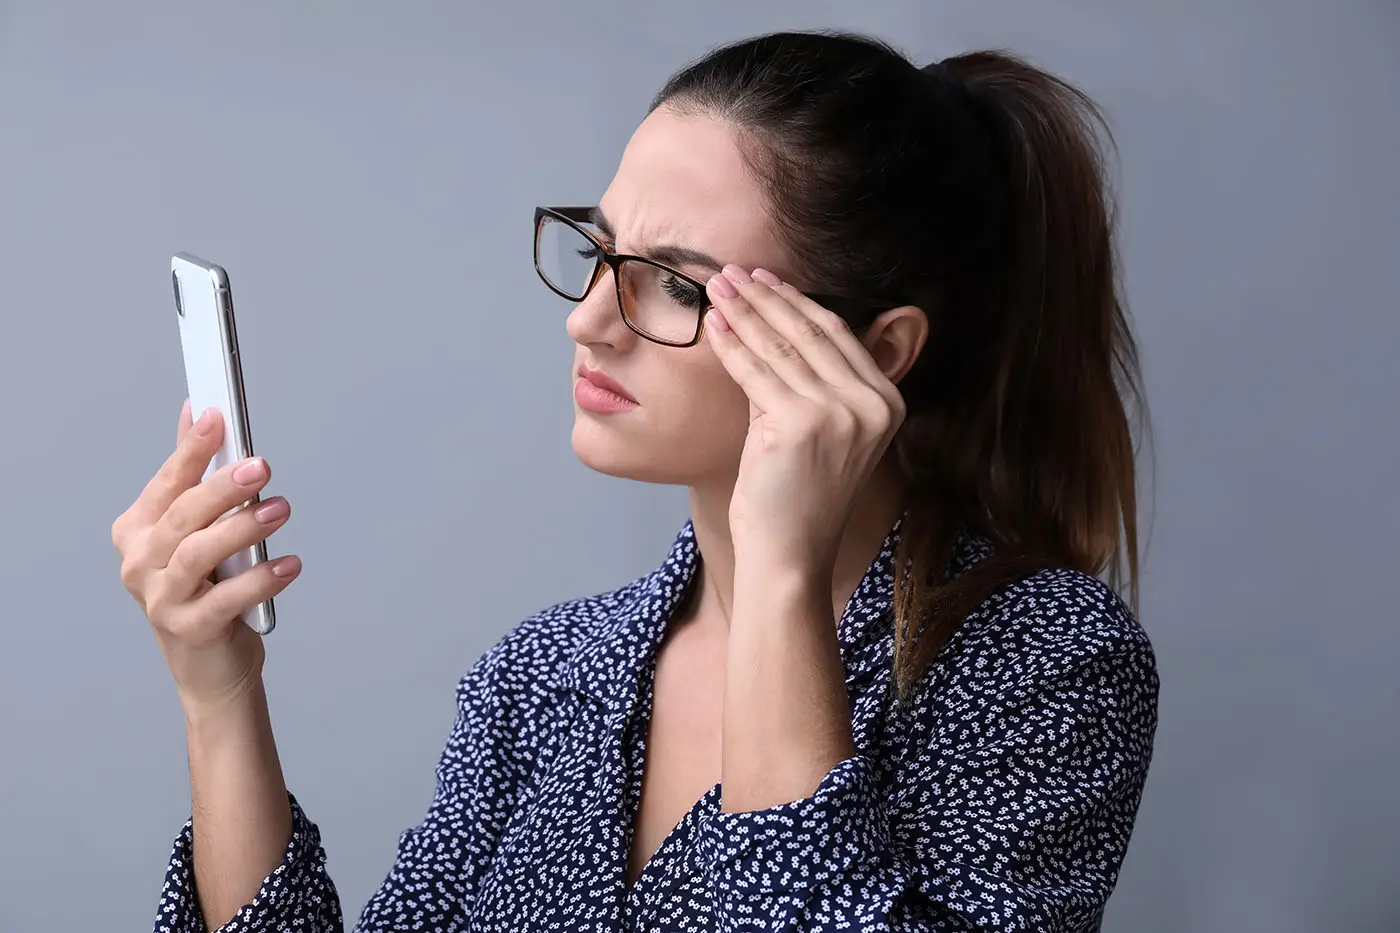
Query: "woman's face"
567 104 803 488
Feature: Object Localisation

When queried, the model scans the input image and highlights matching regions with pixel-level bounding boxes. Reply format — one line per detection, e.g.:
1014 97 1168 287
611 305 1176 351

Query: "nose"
565 266 635 348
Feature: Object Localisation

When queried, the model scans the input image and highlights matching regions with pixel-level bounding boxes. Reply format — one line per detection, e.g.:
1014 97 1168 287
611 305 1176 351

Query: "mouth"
577 364 638 404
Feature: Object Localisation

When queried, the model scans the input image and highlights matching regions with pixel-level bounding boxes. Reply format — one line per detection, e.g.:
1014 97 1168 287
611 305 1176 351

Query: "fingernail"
708 274 738 300
271 555 301 578
751 268 782 286
721 264 752 285
194 408 218 436
706 308 731 332
233 457 268 485
254 496 288 523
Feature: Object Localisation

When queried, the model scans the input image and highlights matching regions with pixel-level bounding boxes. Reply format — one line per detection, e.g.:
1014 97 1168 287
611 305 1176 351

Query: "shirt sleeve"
153 636 534 933
154 793 341 933
693 631 1158 932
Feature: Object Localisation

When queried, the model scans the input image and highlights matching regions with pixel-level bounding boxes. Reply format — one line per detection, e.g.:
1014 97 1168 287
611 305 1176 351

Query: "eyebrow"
589 206 724 273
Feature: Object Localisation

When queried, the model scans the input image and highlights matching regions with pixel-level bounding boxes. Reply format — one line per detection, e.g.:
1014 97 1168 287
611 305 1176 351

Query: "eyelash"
574 246 707 311
661 275 707 311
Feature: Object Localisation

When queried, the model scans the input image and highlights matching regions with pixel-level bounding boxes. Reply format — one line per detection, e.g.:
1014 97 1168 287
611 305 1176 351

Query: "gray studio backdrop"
1 1 1396 930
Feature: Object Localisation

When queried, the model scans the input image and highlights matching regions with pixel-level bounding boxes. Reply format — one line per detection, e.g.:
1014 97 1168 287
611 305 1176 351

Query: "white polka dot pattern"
153 515 1157 932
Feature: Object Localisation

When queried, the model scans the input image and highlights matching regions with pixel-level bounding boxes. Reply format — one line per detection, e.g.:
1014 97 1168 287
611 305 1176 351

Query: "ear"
860 305 929 386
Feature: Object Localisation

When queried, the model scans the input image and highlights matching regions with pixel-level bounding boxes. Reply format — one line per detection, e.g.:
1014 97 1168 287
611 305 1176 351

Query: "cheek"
668 349 750 448
696 348 749 414
628 352 752 459
570 344 752 483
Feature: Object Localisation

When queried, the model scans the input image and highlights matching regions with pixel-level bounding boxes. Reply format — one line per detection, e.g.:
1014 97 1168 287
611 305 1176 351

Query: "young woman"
114 30 1157 933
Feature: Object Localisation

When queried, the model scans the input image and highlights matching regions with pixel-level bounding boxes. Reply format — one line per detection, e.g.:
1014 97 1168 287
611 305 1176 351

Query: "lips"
578 364 637 403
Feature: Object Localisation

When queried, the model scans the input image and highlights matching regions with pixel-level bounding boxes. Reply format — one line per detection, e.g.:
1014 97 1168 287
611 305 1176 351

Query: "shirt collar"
558 520 702 717
558 513 992 716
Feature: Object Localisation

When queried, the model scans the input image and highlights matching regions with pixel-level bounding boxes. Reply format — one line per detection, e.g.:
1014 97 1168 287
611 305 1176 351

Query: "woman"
114 30 1157 933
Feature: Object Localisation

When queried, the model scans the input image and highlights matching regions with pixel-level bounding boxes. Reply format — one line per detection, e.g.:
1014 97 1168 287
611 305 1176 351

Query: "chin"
570 419 692 485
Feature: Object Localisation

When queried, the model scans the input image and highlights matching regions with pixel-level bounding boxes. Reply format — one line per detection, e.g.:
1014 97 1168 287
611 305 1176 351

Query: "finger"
751 269 899 399
175 397 193 446
702 305 800 415
161 494 291 600
709 268 827 400
124 407 226 533
145 454 271 568
732 268 872 392
168 554 301 637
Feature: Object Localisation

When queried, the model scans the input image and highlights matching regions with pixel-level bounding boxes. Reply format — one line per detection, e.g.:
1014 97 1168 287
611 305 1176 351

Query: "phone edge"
172 253 277 635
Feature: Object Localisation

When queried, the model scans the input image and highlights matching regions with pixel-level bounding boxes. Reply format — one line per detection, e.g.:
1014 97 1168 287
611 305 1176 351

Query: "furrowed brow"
589 206 723 272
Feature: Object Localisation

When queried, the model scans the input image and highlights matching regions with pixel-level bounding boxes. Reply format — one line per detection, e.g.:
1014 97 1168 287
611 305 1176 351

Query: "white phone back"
171 253 275 634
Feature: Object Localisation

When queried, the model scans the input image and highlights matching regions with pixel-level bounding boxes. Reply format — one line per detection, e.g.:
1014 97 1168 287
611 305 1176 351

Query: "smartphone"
171 253 276 634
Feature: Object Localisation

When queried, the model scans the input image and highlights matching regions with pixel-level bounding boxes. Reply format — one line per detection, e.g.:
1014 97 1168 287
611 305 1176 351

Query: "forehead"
598 106 790 272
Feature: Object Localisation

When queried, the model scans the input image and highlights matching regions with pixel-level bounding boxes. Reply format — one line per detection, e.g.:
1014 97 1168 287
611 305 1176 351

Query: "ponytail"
889 51 1147 704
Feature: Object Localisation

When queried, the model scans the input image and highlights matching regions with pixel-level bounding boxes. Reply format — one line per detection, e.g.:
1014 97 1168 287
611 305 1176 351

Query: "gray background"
1 1 1396 930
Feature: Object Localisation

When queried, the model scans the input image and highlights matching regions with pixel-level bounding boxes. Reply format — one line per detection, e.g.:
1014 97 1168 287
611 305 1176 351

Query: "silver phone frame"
174 252 276 634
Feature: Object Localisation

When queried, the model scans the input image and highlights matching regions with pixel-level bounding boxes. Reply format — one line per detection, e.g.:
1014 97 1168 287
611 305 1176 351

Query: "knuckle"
872 397 902 432
875 382 905 414
119 534 155 584
145 600 173 630
110 515 128 552
151 465 183 500
855 389 889 419
176 486 231 537
181 421 213 451
769 337 800 360
161 496 197 539
798 318 829 343
830 406 860 435
118 555 144 593
143 577 181 625
166 541 204 581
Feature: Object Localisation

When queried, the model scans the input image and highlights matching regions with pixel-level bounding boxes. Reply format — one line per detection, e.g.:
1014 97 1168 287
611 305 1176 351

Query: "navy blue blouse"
154 517 1158 932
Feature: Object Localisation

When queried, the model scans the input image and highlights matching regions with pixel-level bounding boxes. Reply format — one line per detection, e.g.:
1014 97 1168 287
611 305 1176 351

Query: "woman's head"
563 105 774 488
555 30 1147 699
561 98 928 491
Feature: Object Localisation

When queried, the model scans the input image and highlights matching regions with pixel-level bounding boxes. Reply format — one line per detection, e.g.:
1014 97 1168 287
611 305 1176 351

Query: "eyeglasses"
534 206 716 347
533 206 890 348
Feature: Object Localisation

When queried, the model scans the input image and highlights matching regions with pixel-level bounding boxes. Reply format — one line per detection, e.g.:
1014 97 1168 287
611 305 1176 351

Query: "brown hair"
653 32 1149 704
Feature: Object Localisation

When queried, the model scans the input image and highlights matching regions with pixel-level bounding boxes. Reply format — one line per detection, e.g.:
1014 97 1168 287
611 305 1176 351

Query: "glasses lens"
536 215 599 300
619 260 707 345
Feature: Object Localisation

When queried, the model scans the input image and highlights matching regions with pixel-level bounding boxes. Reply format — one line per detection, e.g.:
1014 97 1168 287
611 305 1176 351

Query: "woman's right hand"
111 399 302 715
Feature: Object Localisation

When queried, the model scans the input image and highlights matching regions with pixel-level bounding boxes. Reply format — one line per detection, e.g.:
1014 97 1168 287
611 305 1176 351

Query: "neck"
685 456 908 630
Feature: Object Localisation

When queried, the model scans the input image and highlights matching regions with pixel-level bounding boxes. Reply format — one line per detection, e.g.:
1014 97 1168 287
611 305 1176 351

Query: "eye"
661 274 707 311
575 245 603 261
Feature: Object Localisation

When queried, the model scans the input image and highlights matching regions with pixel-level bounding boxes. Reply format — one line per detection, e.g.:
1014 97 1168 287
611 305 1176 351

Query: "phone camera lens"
172 270 184 317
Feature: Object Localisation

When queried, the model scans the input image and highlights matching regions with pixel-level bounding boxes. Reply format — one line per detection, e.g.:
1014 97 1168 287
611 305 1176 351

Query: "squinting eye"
575 246 602 261
661 275 706 311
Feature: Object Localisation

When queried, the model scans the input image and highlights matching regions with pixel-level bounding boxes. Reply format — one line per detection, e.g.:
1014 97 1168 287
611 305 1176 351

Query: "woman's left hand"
704 264 907 573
